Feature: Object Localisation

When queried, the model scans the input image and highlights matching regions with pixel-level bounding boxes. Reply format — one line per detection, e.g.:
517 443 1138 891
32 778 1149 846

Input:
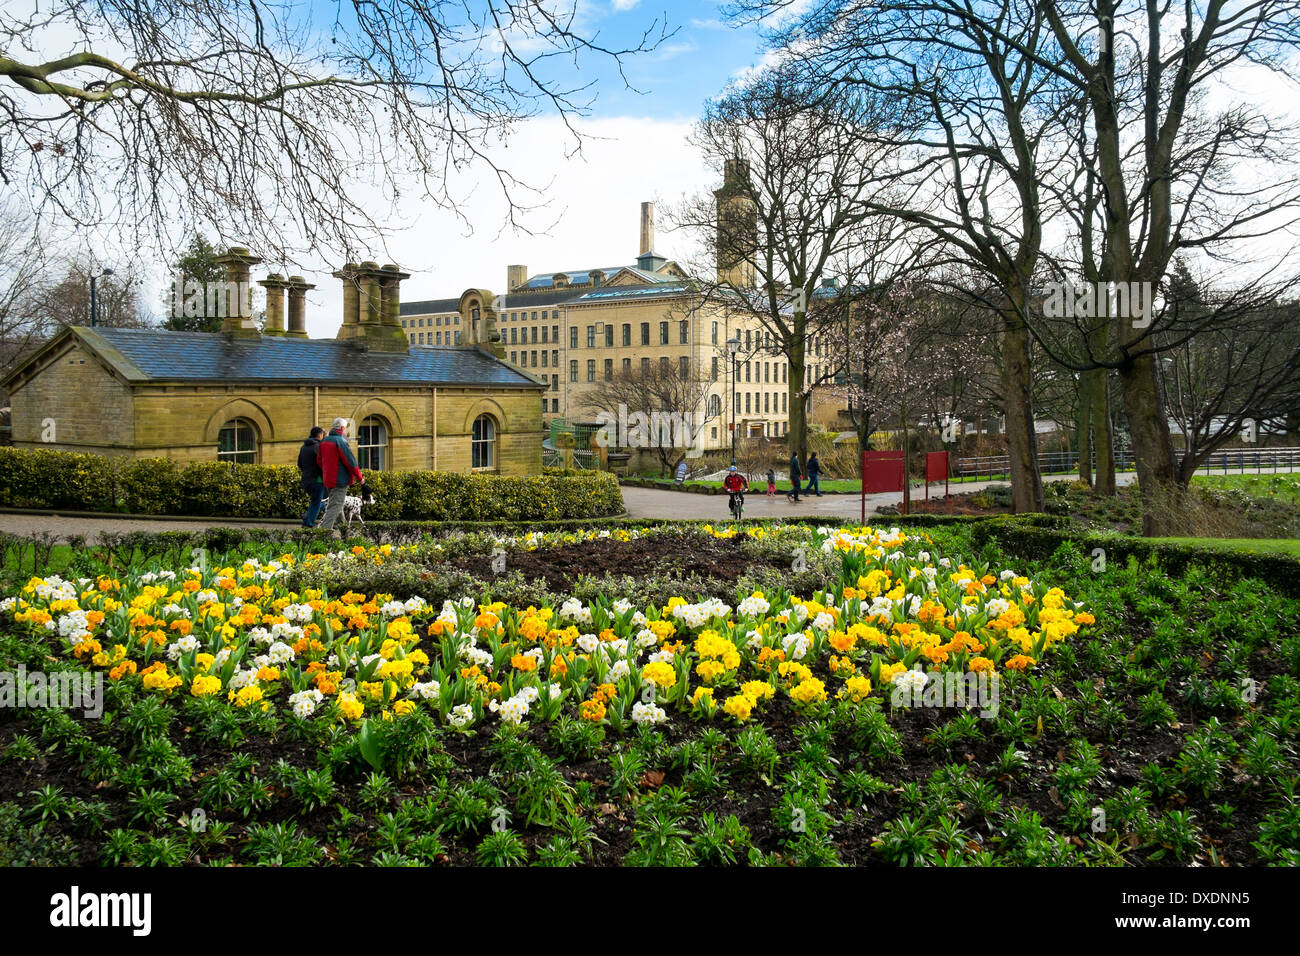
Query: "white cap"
332 417 348 430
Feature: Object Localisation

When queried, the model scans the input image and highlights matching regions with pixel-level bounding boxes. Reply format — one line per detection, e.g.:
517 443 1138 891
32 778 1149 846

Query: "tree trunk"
1118 352 1183 534
1091 368 1116 495
1077 371 1093 487
1001 311 1044 512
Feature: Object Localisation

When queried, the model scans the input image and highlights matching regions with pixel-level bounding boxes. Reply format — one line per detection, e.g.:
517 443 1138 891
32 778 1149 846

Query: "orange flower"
511 653 538 672
580 698 606 722
1006 655 1036 671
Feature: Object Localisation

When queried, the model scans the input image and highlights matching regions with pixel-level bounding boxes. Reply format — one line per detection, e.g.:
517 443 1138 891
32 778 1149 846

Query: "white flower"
985 598 1011 617
411 681 441 699
282 603 315 623
782 633 810 661
632 701 668 725
738 594 771 617
634 628 659 649
745 630 764 650
892 669 929 695
289 689 322 720
196 590 218 604
631 611 648 626
267 641 296 665
228 669 260 691
0 597 15 613
612 598 633 615
449 703 475 728
380 601 407 618
810 611 834 633
648 648 674 664
576 633 599 654
1000 569 1017 581
607 659 630 682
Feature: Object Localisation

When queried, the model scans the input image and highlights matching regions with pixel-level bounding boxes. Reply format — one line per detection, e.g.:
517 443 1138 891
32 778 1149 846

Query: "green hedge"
971 515 1300 596
0 447 624 522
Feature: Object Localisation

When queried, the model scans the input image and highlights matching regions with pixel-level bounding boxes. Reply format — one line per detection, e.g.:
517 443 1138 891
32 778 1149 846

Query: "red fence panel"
861 450 906 522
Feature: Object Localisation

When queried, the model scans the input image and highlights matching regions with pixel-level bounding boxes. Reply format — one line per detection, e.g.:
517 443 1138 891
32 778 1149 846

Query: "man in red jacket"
316 417 364 532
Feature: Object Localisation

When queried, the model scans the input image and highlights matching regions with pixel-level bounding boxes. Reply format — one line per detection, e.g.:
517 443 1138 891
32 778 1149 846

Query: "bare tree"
2 0 668 262
581 358 720 477
0 202 49 397
669 64 922 465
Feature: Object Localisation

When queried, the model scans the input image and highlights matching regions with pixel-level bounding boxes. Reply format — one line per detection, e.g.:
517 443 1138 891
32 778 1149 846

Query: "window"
605 326 614 348
510 327 517 344
569 360 578 382
552 325 559 342
622 358 631 374
510 351 517 364
709 395 721 417
712 321 718 345
551 374 558 391
782 363 787 384
552 399 559 412
659 321 668 345
217 419 257 464
541 350 548 367
679 356 689 379
472 415 496 470
622 324 631 347
541 326 549 343
745 362 751 383
764 393 770 414
531 327 538 344
531 350 537 366
418 332 424 344
764 362 770 383
711 357 718 381
660 356 670 374
357 416 388 471
551 350 558 367
679 320 689 344
542 397 549 414
587 325 596 348
734 390 739 409
745 393 751 414
782 392 788 412
642 357 651 375
531 311 538 321
640 323 650 345
587 359 596 382
746 329 752 350
604 358 613 380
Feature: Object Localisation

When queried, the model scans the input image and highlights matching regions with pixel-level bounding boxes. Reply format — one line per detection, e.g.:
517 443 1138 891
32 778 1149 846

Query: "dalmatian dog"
341 482 376 528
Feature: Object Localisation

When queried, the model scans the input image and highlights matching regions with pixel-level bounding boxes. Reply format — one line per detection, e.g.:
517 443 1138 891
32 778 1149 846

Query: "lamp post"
89 268 114 328
727 335 741 465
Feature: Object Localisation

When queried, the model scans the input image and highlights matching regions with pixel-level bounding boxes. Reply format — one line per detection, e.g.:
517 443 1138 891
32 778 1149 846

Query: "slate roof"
401 287 578 316
49 327 542 389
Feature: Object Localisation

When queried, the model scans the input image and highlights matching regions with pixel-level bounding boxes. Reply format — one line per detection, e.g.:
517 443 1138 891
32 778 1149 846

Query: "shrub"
0 447 623 522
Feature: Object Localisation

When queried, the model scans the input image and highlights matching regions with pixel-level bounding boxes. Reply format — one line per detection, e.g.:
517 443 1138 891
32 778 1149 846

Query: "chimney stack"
285 276 313 336
334 259 409 352
258 274 286 335
214 246 263 337
639 202 655 256
507 264 528 292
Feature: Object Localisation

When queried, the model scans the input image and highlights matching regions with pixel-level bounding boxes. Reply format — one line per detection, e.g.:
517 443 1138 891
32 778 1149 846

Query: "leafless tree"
1 0 669 263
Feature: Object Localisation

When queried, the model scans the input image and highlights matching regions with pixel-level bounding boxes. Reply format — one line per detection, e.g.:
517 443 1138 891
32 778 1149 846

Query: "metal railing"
953 446 1300 481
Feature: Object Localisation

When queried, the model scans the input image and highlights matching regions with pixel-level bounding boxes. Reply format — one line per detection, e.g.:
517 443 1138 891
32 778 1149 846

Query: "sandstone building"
4 250 546 475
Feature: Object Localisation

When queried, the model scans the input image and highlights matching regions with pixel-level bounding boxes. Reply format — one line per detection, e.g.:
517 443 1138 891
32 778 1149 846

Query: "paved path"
0 513 299 542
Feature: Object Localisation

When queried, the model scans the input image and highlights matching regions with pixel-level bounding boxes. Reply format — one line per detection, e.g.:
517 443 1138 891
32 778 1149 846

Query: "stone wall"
8 340 135 454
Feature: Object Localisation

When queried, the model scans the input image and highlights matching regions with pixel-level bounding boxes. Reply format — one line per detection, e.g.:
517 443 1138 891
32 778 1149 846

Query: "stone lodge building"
3 250 546 475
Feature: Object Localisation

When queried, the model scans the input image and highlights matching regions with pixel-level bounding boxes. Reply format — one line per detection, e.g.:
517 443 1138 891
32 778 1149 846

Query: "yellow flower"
190 675 222 697
723 694 753 722
790 677 827 707
641 661 676 689
338 692 365 720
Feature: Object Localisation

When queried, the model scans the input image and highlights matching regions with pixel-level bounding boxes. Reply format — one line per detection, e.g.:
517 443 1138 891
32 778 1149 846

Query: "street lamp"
89 268 114 328
726 335 741 465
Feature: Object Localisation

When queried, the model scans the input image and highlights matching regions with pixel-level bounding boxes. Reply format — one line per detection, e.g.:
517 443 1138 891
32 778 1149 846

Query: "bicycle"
729 491 745 521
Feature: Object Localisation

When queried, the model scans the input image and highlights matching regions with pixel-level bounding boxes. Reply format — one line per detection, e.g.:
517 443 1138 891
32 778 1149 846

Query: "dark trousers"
789 476 801 500
302 483 326 527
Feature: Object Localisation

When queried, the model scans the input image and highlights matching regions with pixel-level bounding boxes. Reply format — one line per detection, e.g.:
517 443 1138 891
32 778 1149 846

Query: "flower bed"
3 526 1091 734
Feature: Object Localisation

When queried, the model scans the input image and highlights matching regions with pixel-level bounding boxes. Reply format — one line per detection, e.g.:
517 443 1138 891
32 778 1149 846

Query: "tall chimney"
507 264 528 292
258 274 286 335
285 276 313 336
639 202 655 256
214 246 263 337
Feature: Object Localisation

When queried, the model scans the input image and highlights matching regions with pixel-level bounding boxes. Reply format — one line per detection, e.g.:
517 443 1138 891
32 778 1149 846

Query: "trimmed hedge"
971 514 1300 597
0 447 623 522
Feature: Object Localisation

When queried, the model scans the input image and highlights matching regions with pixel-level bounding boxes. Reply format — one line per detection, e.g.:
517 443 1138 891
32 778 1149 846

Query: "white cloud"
611 0 642 11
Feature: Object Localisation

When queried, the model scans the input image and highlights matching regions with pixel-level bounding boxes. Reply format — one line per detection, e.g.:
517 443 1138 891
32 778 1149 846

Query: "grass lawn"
1193 473 1300 504
1145 536 1300 555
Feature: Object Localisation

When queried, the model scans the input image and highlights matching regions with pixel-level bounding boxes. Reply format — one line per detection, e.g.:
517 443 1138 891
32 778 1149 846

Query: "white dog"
341 483 375 528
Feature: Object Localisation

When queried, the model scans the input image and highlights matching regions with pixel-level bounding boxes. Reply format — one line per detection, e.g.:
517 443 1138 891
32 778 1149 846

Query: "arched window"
708 394 721 418
217 418 257 464
472 415 497 470
357 416 388 471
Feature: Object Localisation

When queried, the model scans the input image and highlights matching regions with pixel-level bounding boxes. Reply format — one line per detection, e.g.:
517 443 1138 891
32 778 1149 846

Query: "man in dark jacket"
298 427 326 527
787 451 802 502
316 418 364 532
806 452 823 496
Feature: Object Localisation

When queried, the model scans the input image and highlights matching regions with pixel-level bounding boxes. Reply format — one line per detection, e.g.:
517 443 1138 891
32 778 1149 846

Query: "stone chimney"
333 260 408 352
258 274 287 335
507 264 528 292
214 246 263 337
285 276 313 337
639 202 655 257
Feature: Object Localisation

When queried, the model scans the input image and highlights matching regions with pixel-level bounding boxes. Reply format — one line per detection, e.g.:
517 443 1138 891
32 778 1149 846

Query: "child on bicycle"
724 465 749 517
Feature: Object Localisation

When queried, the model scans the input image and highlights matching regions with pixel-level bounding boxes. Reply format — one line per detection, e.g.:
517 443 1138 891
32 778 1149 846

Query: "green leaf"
357 719 384 772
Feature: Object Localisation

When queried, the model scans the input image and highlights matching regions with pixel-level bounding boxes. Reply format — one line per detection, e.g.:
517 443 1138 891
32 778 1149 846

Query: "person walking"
806 452 823 497
765 467 777 498
298 426 326 527
317 418 363 532
786 450 803 502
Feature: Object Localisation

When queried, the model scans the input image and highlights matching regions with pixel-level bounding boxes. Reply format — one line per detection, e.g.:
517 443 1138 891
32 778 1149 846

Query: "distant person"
806 452 823 497
298 426 325 527
317 418 364 532
787 451 802 502
766 467 777 498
